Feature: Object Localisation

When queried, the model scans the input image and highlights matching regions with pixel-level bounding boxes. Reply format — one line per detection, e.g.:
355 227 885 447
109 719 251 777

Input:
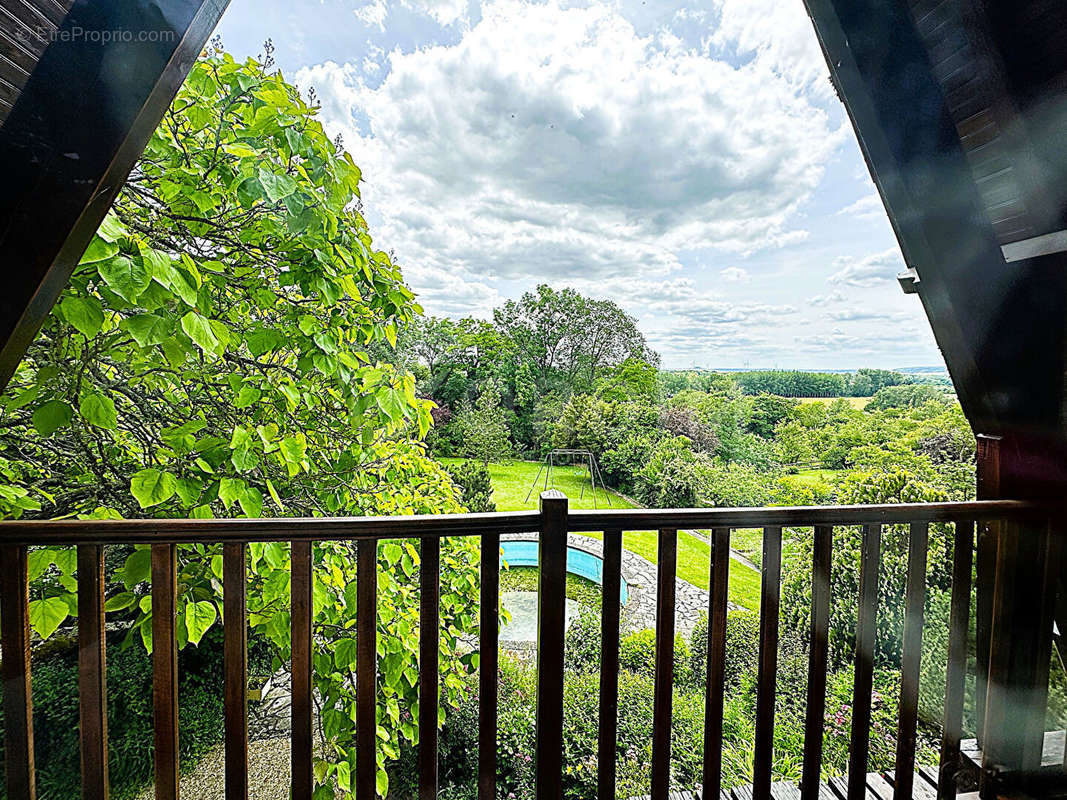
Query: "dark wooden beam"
0 0 231 392
801 0 1067 441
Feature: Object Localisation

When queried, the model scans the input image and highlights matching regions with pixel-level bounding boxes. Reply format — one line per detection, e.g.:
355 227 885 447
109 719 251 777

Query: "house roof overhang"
803 0 1067 450
0 0 230 390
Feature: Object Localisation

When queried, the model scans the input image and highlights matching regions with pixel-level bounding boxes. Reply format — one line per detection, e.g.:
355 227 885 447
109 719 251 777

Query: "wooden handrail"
0 497 1054 800
0 499 1048 545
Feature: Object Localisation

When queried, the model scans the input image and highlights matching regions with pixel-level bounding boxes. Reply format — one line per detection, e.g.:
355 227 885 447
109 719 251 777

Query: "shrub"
564 607 603 674
659 405 719 454
619 628 692 688
689 609 761 691
635 436 712 508
444 459 497 513
780 470 955 669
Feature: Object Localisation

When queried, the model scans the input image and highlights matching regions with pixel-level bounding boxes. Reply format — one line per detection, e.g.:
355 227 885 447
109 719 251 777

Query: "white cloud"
828 248 904 287
353 0 469 31
719 266 750 283
836 193 885 220
808 290 847 307
298 0 841 298
709 0 832 97
353 0 387 30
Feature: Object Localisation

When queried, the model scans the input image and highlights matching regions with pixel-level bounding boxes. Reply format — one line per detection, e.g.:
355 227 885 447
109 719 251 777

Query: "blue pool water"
499 541 628 605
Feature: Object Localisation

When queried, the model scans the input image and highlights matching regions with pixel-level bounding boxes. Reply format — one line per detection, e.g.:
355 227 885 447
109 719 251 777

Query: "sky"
214 0 945 371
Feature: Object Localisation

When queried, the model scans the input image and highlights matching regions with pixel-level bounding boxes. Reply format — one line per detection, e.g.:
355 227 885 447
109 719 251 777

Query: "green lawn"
442 458 762 610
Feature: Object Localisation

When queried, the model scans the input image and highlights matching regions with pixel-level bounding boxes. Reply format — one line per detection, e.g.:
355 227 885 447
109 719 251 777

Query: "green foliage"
619 628 692 687
731 369 911 398
453 380 512 462
689 609 761 691
867 383 947 410
746 394 799 438
444 459 497 512
0 628 271 800
1 52 484 798
781 470 955 669
635 436 711 508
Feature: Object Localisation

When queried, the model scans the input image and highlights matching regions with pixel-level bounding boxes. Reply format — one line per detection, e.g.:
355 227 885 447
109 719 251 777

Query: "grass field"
442 458 762 610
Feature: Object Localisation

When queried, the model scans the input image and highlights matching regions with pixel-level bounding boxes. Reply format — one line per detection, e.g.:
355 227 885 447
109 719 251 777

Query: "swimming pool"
499 540 628 605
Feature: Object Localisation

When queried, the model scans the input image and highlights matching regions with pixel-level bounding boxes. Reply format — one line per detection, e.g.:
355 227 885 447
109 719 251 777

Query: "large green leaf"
80 235 120 264
98 255 150 302
80 393 117 429
120 548 151 588
28 597 69 638
257 167 298 202
59 296 104 338
125 314 171 347
184 600 217 645
130 468 177 508
32 400 73 437
181 311 221 355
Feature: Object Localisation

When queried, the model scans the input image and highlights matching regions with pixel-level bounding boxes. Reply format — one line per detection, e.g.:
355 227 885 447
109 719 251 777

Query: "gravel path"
135 737 292 800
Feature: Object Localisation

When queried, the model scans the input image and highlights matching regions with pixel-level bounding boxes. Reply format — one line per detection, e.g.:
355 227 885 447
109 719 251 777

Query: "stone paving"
501 531 735 637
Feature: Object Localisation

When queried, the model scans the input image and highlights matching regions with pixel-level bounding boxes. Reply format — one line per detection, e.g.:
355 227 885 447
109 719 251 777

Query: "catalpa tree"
0 46 483 797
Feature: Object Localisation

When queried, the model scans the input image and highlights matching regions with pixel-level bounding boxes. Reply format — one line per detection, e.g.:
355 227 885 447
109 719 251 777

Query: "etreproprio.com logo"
14 25 178 45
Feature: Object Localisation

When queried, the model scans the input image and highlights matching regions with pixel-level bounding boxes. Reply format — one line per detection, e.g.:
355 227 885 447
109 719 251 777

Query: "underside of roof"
0 0 74 125
804 0 1067 450
0 0 230 392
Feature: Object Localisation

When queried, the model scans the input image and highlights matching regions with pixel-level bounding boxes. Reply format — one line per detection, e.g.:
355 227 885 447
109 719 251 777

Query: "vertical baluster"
598 528 623 800
703 528 730 800
651 529 678 800
847 525 881 800
420 537 441 800
152 543 179 800
1 544 35 800
479 530 500 800
801 525 832 800
357 540 378 798
938 521 973 800
79 544 109 800
536 490 568 800
291 541 313 800
754 526 782 800
973 520 996 748
223 543 248 800
894 522 929 800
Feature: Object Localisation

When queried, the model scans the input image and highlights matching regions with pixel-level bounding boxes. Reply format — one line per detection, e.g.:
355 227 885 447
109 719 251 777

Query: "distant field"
441 457 762 610
796 396 869 409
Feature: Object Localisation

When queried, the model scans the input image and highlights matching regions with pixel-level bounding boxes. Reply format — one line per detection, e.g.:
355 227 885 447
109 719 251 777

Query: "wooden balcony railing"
0 495 1050 800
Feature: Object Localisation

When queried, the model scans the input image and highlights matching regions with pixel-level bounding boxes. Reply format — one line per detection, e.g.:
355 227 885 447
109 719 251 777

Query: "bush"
444 459 497 512
564 607 603 673
689 609 761 691
619 628 692 688
635 436 712 508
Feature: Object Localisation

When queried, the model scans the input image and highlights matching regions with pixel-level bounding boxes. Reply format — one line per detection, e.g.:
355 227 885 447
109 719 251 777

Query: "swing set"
523 448 613 508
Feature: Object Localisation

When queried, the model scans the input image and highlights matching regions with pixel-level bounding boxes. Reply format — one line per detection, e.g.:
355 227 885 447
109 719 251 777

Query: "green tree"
0 51 484 798
454 380 512 462
493 285 656 396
